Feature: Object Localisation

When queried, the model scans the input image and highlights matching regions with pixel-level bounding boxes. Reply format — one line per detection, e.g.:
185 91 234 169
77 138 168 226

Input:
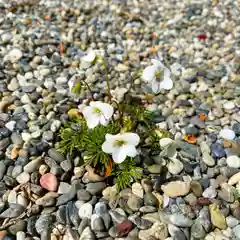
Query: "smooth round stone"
161 181 190 197
226 155 240 168
77 189 92 201
40 173 58 192
16 231 26 240
6 49 23 63
169 213 193 227
78 203 93 219
233 225 240 238
16 172 30 184
132 182 144 198
219 129 236 140
48 148 65 162
167 159 183 174
91 214 105 231
58 182 72 194
228 172 240 185
226 216 239 228
223 101 235 110
211 143 225 158
202 186 217 199
232 123 240 136
127 194 143 211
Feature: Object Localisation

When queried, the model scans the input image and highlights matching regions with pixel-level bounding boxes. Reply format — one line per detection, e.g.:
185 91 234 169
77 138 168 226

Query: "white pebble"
16 172 30 184
226 155 240 168
16 231 26 240
21 132 32 142
78 203 93 219
5 121 16 131
223 101 235 110
5 48 23 63
8 190 17 204
219 128 235 140
50 120 61 132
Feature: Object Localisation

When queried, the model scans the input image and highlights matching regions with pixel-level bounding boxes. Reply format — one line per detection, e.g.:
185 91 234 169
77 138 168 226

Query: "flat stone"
48 148 65 162
132 182 144 198
91 214 105 231
0 204 24 218
86 182 106 195
202 186 217 199
167 158 183 174
24 157 42 173
226 155 240 168
16 172 30 184
40 173 58 192
138 222 168 240
219 129 236 140
228 172 240 185
169 213 193 227
209 204 227 230
58 182 72 194
79 227 95 240
161 181 190 197
190 181 203 197
78 203 93 219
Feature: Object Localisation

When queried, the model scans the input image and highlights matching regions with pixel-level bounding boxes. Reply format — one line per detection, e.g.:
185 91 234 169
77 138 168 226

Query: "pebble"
16 172 30 184
228 172 240 185
169 213 193 227
138 222 168 240
226 155 240 168
78 203 93 219
132 182 144 198
40 173 58 192
219 129 236 140
202 186 217 199
209 204 227 230
161 181 190 197
24 157 42 173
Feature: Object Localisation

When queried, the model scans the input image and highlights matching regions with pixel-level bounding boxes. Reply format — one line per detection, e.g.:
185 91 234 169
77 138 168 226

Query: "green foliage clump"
113 158 143 192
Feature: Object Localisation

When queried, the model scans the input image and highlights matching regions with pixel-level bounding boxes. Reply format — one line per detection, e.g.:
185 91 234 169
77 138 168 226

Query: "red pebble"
197 34 208 40
197 197 212 206
40 173 58 192
116 220 133 237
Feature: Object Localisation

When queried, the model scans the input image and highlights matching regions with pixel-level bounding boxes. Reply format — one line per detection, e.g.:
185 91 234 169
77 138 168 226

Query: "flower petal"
98 103 114 120
102 139 115 153
151 59 164 68
112 147 127 163
151 80 161 93
123 145 138 158
99 115 109 126
159 68 173 90
120 133 140 146
82 50 96 62
85 115 99 128
142 65 157 82
82 106 93 118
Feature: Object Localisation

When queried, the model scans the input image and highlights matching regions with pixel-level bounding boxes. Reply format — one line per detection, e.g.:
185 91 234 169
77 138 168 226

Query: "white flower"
81 101 114 129
102 133 140 163
82 50 96 63
142 59 173 93
80 49 105 69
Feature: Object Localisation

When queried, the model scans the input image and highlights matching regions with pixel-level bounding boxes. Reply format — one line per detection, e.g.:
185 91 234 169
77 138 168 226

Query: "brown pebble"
197 197 212 206
11 145 20 160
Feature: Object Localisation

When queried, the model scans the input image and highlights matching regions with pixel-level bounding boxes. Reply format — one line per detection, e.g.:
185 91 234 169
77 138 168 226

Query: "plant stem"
98 57 112 101
81 79 94 99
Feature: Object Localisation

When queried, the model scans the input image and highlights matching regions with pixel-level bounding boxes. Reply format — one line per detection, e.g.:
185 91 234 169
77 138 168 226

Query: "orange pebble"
184 135 197 144
199 113 207 121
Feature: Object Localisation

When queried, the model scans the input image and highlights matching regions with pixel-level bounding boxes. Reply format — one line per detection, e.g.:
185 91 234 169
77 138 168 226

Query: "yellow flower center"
155 70 163 81
114 140 127 147
93 107 101 114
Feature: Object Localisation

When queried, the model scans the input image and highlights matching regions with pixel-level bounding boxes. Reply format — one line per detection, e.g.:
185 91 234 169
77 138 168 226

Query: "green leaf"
72 82 82 94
